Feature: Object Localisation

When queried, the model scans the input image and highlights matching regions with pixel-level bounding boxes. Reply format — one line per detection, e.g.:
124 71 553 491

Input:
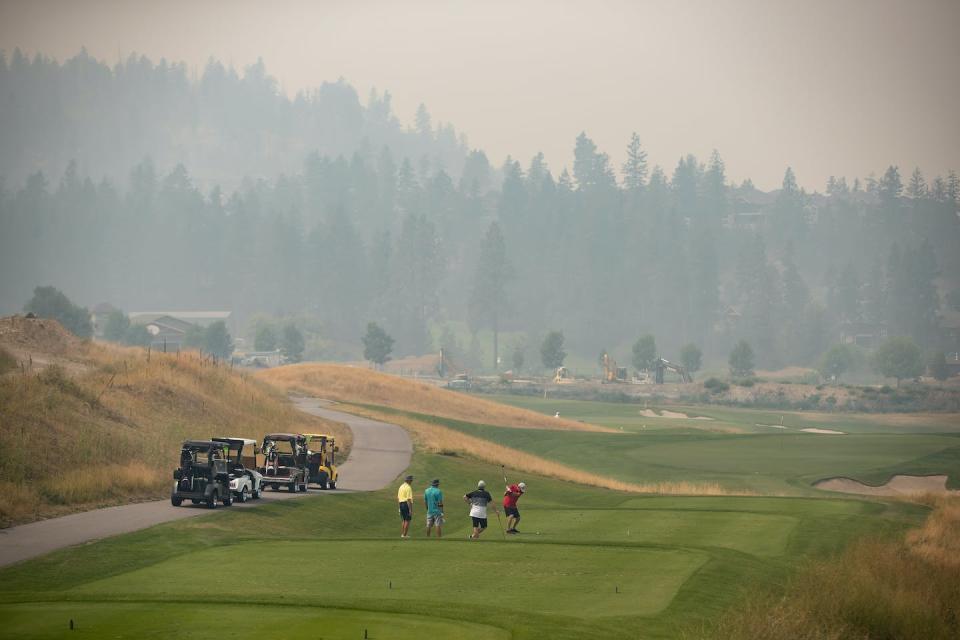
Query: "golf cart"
171 440 233 508
212 437 264 502
305 433 339 489
259 433 309 492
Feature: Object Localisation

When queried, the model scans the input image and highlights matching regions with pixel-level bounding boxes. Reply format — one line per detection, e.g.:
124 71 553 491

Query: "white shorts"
426 513 444 526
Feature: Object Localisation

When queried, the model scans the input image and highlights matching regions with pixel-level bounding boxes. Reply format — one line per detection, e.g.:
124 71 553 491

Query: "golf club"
494 507 507 540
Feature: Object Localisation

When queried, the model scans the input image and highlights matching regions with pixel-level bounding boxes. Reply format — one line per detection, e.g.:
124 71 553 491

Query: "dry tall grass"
706 497 960 640
345 404 753 497
0 327 348 526
258 363 615 432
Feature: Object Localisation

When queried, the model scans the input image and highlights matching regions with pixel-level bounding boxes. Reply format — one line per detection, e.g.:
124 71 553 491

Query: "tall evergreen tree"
468 222 513 370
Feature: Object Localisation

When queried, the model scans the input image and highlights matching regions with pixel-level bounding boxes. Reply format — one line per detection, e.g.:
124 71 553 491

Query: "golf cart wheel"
237 487 248 503
191 499 201 505
252 488 261 499
270 483 278 491
206 493 218 509
317 472 328 490
222 492 233 507
171 496 183 507
288 482 296 492
298 483 307 492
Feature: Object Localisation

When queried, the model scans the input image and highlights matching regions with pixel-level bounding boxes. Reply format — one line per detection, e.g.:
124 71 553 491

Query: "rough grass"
258 363 614 432
344 403 754 497
705 498 960 640
0 335 348 527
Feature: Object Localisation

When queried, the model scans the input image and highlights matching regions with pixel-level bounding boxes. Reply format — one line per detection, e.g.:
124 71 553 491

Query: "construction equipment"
601 353 628 383
654 357 693 384
554 366 573 383
304 433 339 489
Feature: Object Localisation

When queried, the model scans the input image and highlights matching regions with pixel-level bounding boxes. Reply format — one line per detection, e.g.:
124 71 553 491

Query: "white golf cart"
212 437 265 502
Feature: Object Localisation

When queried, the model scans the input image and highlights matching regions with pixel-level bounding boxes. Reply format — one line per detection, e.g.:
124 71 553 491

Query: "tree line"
1 53 958 373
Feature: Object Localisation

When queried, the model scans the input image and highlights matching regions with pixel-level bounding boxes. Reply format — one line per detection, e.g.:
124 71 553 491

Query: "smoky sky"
2 0 958 190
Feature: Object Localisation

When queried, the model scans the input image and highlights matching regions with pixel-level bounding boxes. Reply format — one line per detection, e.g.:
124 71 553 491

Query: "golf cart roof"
212 437 257 447
304 433 334 440
263 433 302 441
181 440 220 450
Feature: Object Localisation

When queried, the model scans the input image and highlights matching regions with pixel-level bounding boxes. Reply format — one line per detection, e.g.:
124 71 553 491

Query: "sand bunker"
756 424 788 429
639 409 713 420
801 428 845 435
815 474 958 497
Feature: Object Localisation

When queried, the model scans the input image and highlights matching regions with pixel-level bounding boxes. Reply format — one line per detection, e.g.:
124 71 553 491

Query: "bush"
703 377 729 394
734 377 755 387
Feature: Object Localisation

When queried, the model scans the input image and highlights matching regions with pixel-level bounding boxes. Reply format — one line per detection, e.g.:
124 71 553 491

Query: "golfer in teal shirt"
424 478 444 538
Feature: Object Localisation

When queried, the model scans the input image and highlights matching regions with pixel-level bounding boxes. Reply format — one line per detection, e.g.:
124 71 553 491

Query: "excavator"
601 352 628 383
654 357 693 384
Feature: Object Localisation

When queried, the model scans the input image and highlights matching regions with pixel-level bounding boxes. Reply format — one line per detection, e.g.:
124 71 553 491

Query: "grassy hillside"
0 451 924 640
0 316 348 527
258 363 612 432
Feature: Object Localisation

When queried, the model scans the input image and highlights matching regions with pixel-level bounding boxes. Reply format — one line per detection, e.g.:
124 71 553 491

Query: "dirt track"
0 399 412 568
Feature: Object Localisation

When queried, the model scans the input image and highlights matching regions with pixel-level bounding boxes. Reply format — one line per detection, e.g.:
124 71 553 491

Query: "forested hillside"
1 51 958 370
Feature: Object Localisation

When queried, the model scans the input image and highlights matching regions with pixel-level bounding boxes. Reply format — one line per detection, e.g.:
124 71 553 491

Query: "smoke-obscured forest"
1 51 958 370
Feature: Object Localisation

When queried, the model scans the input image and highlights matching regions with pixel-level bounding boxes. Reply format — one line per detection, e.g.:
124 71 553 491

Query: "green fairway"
0 602 508 640
489 394 960 435
380 397 960 493
0 440 930 638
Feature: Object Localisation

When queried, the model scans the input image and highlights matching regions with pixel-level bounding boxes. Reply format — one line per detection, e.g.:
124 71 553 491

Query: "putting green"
0 602 509 639
70 540 709 617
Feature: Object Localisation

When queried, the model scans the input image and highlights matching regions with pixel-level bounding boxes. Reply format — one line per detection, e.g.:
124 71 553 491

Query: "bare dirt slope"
258 363 614 432
0 316 348 527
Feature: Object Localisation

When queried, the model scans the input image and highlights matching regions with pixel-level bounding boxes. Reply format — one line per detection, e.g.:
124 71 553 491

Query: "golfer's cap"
405 475 414 481
477 480 486 488
518 482 526 492
431 478 440 486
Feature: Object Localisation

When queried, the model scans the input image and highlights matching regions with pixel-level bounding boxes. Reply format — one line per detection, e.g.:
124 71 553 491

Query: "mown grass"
0 452 917 640
0 343 348 526
344 402 756 496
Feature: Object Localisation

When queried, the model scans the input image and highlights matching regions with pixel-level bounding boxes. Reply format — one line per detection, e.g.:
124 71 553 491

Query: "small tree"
204 321 233 359
928 350 949 381
362 322 394 368
103 310 130 342
540 331 566 369
632 334 657 372
818 344 855 383
281 324 305 363
679 343 702 375
23 286 93 338
729 340 755 378
254 324 278 351
872 336 923 387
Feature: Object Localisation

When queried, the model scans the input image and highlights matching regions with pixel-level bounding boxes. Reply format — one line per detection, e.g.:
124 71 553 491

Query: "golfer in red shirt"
503 481 526 534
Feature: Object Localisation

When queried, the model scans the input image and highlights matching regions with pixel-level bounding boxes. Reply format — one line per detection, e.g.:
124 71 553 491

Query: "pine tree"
622 132 648 193
468 222 513 370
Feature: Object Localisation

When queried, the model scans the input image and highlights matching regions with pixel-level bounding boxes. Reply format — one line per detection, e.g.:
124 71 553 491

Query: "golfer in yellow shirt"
397 474 414 538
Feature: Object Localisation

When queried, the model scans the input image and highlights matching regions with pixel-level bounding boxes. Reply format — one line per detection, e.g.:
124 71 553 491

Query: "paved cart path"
0 399 412 568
